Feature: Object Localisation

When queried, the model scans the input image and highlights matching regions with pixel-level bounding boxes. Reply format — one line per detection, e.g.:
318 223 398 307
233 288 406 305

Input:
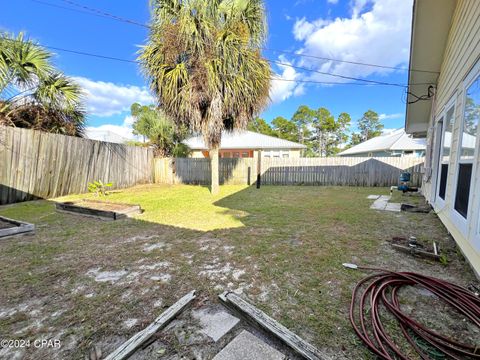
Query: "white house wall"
425 0 480 275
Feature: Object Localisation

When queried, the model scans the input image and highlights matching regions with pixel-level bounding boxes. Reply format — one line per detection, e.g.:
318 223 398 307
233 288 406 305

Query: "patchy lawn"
0 185 477 359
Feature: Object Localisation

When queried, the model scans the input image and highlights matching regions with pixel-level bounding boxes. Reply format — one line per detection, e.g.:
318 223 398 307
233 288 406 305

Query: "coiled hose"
349 267 480 359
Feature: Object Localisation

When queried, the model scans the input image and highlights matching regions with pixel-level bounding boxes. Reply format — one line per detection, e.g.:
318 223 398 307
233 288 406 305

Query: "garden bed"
55 199 142 220
0 216 35 239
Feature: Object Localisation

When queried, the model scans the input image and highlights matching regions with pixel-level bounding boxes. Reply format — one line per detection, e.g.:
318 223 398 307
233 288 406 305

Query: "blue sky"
2 0 413 141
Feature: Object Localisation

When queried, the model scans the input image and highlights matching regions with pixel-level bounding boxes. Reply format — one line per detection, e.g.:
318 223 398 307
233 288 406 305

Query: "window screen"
439 164 448 200
454 163 473 218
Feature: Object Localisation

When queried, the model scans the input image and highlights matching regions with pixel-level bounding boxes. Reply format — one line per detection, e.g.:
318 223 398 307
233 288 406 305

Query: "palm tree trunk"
210 147 220 195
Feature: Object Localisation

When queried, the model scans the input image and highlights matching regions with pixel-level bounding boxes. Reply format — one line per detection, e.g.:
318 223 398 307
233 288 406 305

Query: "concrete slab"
192 308 240 342
367 195 380 200
385 203 401 212
370 195 392 210
213 331 285 360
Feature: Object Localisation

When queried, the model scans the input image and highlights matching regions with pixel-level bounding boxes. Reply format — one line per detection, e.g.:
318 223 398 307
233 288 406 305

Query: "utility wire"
262 47 439 74
27 0 438 75
2 37 410 87
269 59 407 88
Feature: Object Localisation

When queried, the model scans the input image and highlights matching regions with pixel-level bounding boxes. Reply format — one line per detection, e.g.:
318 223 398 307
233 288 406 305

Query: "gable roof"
338 129 426 156
183 130 306 150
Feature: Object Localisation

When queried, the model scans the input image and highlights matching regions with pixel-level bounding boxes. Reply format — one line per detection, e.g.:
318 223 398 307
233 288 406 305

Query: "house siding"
424 0 480 276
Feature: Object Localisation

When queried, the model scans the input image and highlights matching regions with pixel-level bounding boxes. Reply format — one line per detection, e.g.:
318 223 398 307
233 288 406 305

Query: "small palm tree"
139 0 271 194
0 32 85 136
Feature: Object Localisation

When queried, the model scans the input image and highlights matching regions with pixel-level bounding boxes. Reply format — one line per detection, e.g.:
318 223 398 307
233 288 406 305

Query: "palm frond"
139 0 271 149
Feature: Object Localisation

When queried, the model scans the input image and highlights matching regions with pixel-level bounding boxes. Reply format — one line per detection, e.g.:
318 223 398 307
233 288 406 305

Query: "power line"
262 47 439 74
46 45 138 64
27 0 438 75
4 37 403 87
57 0 148 28
3 36 431 88
268 59 407 88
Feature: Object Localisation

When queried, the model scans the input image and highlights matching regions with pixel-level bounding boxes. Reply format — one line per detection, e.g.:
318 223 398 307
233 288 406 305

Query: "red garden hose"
348 266 480 359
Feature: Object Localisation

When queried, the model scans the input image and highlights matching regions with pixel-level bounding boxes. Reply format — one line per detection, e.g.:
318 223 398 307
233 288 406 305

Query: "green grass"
0 185 477 359
56 184 249 231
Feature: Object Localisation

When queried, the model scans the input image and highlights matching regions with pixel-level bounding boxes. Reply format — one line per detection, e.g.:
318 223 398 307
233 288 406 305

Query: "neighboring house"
338 129 426 157
405 0 480 276
85 129 130 144
183 130 306 158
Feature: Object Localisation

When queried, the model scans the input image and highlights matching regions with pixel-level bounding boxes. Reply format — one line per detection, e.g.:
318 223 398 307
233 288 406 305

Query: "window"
233 152 240 158
223 152 231 158
454 69 480 218
437 105 455 202
242 152 249 158
282 153 289 158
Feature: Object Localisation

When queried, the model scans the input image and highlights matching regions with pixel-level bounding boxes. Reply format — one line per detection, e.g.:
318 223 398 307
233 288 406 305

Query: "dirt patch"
0 186 478 359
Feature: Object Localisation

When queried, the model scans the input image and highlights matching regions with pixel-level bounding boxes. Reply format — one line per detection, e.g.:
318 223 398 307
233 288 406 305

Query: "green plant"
139 0 271 194
0 32 85 136
439 252 449 266
87 181 113 197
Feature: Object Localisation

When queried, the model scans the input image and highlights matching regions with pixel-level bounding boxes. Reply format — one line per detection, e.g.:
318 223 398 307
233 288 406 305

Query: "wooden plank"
0 216 35 238
105 290 196 360
390 243 441 261
219 291 331 360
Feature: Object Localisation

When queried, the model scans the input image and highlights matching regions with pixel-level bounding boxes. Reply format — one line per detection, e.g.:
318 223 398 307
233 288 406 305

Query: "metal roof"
183 130 307 150
338 129 426 156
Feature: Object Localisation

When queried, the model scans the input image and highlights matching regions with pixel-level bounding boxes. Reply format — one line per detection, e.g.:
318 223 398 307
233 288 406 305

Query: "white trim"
451 59 480 238
462 59 480 251
430 120 443 204
434 96 456 210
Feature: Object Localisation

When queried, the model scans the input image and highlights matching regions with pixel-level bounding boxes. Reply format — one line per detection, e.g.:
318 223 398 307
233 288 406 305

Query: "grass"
56 184 250 231
0 185 477 359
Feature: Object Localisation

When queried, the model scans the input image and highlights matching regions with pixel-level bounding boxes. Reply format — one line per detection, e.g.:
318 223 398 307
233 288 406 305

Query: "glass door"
435 105 455 208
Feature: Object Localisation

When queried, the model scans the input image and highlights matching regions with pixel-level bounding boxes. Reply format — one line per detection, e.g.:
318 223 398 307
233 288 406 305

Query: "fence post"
256 150 262 189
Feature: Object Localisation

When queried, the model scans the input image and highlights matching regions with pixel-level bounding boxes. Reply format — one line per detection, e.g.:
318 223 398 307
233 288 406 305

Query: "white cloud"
85 115 142 144
292 0 413 83
379 113 403 120
327 0 339 4
73 76 155 117
269 56 304 103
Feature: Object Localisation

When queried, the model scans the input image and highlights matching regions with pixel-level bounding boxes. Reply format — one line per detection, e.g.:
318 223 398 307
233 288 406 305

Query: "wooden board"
154 156 425 187
219 291 331 360
55 200 142 221
105 290 196 360
390 243 441 261
0 216 35 238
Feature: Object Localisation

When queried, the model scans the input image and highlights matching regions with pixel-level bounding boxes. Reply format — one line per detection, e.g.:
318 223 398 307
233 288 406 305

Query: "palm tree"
130 102 190 156
139 0 271 194
0 32 85 136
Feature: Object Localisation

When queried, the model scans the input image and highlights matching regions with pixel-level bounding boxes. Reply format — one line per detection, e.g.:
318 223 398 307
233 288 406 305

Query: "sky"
1 0 414 141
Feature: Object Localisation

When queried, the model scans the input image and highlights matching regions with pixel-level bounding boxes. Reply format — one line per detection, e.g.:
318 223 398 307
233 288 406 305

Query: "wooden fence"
154 156 425 187
0 126 154 205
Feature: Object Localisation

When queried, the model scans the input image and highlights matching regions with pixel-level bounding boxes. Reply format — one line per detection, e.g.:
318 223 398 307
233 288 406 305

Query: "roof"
405 0 457 136
183 130 307 150
85 129 130 144
338 129 426 156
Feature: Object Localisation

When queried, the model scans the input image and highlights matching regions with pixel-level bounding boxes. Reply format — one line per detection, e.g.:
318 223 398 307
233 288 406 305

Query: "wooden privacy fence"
154 156 425 187
0 126 154 204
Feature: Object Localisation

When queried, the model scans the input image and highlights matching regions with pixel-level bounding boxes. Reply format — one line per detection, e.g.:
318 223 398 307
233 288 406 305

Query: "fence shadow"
0 185 42 205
